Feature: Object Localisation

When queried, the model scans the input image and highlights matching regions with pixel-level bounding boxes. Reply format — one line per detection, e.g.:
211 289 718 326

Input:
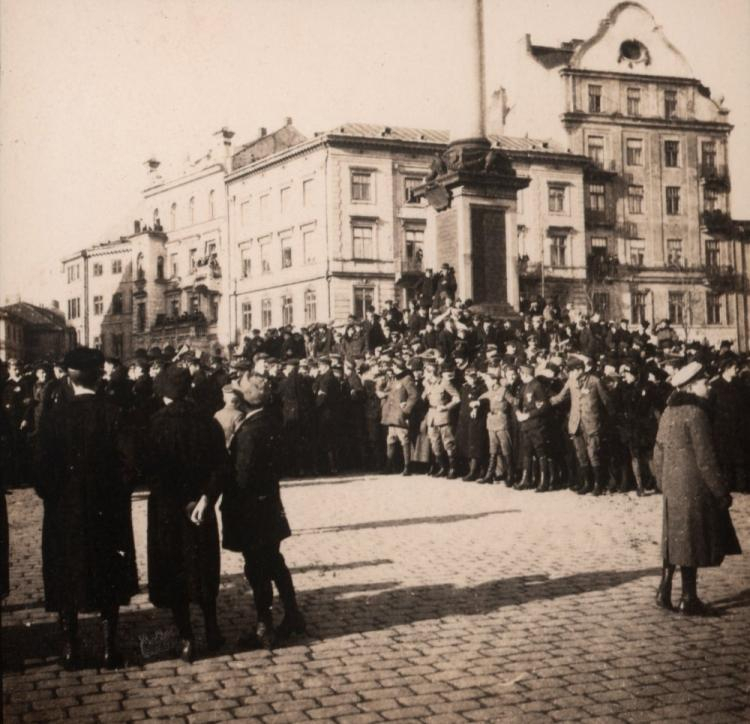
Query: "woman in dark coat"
455 368 488 481
222 372 305 649
35 348 139 669
145 365 229 662
652 361 741 615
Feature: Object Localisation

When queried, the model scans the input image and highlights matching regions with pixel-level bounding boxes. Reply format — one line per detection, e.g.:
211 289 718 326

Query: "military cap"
162 365 191 400
64 347 104 372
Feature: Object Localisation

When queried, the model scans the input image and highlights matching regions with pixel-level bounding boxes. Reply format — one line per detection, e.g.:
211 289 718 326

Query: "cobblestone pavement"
3 475 749 723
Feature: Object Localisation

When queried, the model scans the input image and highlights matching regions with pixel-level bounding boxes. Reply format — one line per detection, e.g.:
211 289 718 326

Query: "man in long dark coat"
145 365 229 663
652 361 741 615
222 372 305 649
35 347 138 669
2 358 34 487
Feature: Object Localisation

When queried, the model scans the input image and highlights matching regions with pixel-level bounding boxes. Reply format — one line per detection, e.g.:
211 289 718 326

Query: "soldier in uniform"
551 355 613 496
422 361 460 478
35 348 139 669
479 363 515 484
222 372 305 648
379 358 418 475
342 358 367 471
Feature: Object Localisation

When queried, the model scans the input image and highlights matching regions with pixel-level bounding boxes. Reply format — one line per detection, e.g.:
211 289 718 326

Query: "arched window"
189 196 195 224
156 256 164 280
170 202 177 231
208 190 215 219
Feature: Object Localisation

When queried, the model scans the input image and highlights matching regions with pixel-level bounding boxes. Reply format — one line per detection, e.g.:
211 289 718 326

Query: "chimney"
285 116 293 126
213 127 235 169
258 127 267 137
134 219 141 234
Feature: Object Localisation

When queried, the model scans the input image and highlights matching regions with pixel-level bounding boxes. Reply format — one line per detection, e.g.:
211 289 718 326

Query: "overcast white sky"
1 0 749 306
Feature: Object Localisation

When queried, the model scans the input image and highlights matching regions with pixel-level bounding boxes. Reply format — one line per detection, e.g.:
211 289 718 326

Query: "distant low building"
0 301 75 363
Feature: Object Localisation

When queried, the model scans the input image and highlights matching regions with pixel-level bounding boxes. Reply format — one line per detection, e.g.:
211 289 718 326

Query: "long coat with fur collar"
652 391 741 567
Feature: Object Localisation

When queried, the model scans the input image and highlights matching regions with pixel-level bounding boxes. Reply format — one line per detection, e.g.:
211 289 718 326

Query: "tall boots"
592 465 605 496
535 457 551 493
480 455 497 483
514 458 535 490
59 610 79 671
401 443 411 476
678 566 709 616
462 458 479 482
172 604 195 663
386 443 398 475
655 562 676 610
447 454 458 479
101 607 123 669
576 465 593 495
631 457 645 497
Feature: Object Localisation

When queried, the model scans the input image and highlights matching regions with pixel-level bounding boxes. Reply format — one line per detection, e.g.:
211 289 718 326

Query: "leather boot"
401 443 412 476
386 443 398 475
447 455 458 479
101 609 123 669
462 458 478 482
480 455 496 483
577 465 593 495
433 454 447 478
255 610 275 649
172 605 195 663
678 567 709 616
535 457 551 493
274 561 305 642
591 466 604 496
276 608 307 641
655 562 675 611
59 610 79 671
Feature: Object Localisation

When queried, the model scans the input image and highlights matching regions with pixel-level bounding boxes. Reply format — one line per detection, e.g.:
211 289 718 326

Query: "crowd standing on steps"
0 275 745 667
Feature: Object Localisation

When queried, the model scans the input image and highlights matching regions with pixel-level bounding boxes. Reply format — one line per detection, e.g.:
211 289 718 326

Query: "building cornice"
144 163 227 197
561 67 703 87
562 111 733 134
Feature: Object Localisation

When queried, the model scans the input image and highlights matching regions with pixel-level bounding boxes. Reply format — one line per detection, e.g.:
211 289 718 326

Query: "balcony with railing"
584 159 618 180
700 163 730 190
152 310 209 334
587 253 621 282
585 208 615 227
396 248 424 277
701 210 733 235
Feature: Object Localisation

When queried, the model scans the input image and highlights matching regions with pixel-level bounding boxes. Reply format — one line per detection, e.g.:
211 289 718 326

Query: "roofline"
62 238 132 264
143 162 226 197
561 67 708 88
561 111 733 134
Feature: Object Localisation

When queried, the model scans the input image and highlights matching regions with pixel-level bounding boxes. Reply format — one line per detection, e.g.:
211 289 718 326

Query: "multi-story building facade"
0 301 75 362
501 1 747 346
225 124 445 340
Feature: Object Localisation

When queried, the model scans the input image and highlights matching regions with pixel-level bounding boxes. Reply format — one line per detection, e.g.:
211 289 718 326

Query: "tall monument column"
419 0 529 317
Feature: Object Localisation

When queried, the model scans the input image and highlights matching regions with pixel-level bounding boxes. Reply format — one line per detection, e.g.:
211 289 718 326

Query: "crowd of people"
0 279 745 668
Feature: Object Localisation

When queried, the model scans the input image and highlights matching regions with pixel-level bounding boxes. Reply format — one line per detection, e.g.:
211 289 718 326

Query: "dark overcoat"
222 407 291 552
35 393 139 613
456 381 488 459
145 400 229 608
652 392 741 567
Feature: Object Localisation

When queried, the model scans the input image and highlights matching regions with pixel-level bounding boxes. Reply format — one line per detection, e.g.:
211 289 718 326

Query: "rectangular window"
67 265 80 283
666 186 681 215
593 292 610 318
112 293 123 315
706 293 722 325
550 235 566 267
261 298 272 328
93 295 103 316
702 141 717 170
137 302 146 332
628 240 645 267
351 171 372 201
190 295 200 313
111 259 122 275
304 290 317 323
112 334 123 359
352 224 374 259
170 253 178 278
664 140 679 167
404 227 425 269
67 298 80 319
404 176 422 204
280 233 293 269
626 87 641 116
588 183 605 211
281 295 294 326
260 237 271 273
631 291 648 324
548 185 565 213
189 248 197 272
668 291 685 325
240 200 250 226
353 286 374 319
302 178 313 207
170 298 180 317
667 238 683 266
705 239 720 267
664 89 677 119
587 136 604 166
241 248 252 278
241 302 252 332
591 236 608 250
92 263 103 277
626 138 643 166
303 228 317 264
588 84 602 113
627 185 644 214
280 187 290 215
704 188 719 211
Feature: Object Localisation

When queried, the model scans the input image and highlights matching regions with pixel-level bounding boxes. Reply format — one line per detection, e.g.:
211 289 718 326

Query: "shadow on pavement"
711 587 750 612
2 566 659 674
296 509 521 535
290 559 394 574
281 476 372 489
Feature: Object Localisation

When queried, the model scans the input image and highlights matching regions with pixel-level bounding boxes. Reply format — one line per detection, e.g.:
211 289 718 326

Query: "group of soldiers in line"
1 292 748 665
